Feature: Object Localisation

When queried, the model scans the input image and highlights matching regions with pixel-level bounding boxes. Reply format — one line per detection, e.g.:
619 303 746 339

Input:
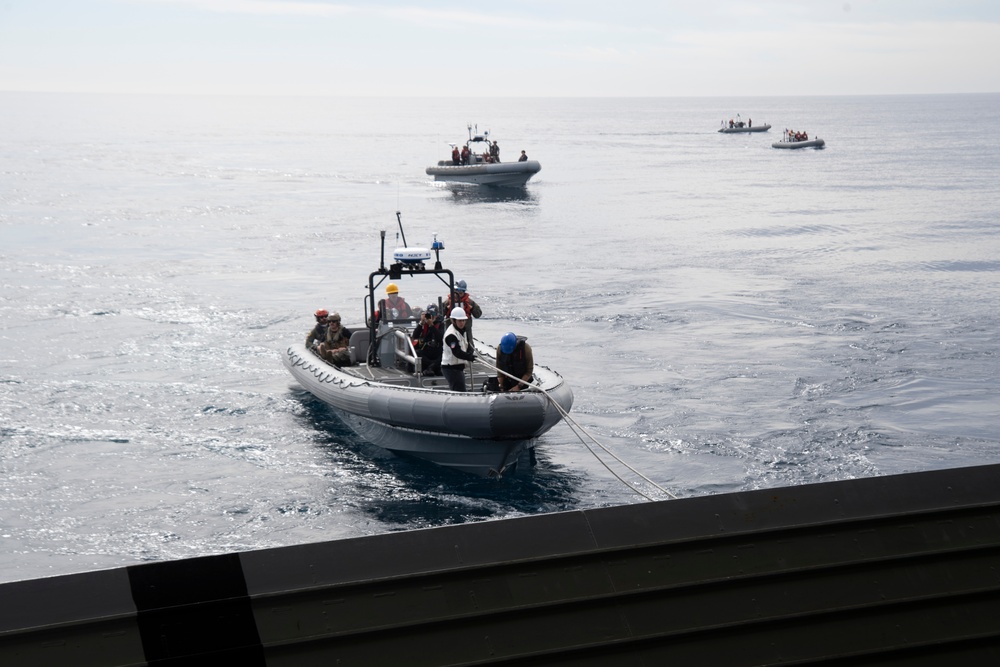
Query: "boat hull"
719 124 771 133
426 160 541 187
772 138 825 149
334 409 535 475
283 344 573 476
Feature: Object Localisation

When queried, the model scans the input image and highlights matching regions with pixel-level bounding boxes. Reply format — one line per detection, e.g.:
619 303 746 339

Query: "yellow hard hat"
386 283 399 294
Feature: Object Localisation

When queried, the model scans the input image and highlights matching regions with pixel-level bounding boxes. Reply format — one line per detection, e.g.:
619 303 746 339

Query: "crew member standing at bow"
441 307 476 392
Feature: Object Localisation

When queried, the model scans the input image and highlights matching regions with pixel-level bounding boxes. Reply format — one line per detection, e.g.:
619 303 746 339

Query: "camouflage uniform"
319 324 353 367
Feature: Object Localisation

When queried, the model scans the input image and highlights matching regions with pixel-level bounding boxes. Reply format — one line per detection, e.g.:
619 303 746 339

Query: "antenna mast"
395 211 408 248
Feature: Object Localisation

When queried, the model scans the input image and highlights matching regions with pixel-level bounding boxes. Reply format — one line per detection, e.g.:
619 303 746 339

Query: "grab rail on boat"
391 328 422 374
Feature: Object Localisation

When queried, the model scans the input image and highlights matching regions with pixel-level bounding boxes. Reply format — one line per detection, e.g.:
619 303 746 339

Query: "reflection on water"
440 182 540 205
289 388 584 527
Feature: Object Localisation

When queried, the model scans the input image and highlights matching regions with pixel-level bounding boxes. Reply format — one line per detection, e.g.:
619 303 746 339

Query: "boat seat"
348 330 370 365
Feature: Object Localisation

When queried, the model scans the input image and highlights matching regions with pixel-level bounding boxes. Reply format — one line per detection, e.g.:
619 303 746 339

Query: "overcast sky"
1 0 998 97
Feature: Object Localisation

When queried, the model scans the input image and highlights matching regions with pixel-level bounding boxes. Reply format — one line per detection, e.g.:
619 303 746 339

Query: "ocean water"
2 92 999 583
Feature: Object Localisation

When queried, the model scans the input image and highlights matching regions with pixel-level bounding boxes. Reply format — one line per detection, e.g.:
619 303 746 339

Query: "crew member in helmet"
441 306 476 392
306 309 330 349
317 312 353 367
442 279 481 340
496 332 534 392
375 282 413 322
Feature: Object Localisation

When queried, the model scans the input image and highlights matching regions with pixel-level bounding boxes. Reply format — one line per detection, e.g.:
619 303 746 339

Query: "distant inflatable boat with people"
426 124 541 187
772 129 826 149
282 213 572 478
718 115 770 133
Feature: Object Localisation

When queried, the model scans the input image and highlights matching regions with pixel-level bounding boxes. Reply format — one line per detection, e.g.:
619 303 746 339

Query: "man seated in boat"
317 312 353 367
518 150 528 162
306 309 330 349
496 332 534 392
374 282 413 322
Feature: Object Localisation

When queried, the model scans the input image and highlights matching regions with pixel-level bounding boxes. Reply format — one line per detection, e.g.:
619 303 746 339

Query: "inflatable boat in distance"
772 129 826 149
718 123 771 133
426 124 541 187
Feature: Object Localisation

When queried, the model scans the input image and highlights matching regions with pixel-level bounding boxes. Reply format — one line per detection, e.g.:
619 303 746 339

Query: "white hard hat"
450 306 468 320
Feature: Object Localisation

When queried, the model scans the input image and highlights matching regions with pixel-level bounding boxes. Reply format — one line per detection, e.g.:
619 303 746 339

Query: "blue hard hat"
455 280 467 292
500 332 517 354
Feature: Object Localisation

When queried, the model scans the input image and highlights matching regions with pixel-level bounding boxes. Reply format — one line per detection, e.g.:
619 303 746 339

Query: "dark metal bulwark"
3 464 1000 665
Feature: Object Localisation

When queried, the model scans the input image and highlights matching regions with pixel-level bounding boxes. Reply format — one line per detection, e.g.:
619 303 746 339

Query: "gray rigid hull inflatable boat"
283 340 572 477
772 129 826 149
283 217 573 477
426 124 540 187
426 160 541 187
718 123 771 133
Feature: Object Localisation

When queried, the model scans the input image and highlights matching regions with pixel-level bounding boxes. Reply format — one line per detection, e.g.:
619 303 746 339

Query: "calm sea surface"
2 93 999 583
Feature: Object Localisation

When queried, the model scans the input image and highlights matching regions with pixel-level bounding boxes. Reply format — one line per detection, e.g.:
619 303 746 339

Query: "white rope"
477 354 678 501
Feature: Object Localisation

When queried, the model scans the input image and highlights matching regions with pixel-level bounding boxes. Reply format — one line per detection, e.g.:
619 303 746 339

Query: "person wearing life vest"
412 305 443 375
496 332 534 392
441 306 476 392
442 279 482 340
306 309 330 349
375 283 413 323
317 312 353 367
451 146 461 165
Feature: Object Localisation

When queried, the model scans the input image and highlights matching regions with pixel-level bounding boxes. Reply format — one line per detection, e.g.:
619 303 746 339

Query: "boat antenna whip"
395 210 408 248
476 354 677 501
379 230 386 271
